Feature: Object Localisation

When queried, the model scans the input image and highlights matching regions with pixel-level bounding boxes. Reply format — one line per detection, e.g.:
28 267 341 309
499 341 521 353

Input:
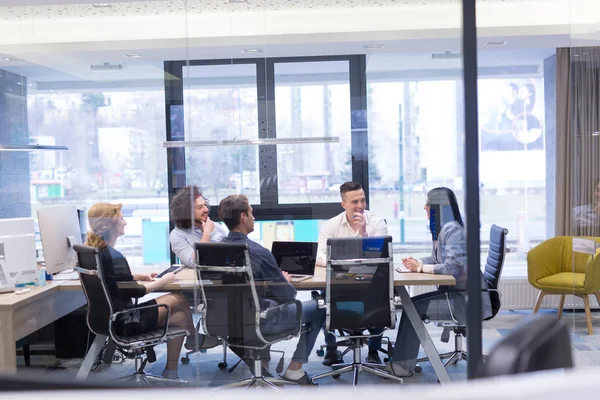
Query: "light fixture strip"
0 144 69 152
163 136 340 148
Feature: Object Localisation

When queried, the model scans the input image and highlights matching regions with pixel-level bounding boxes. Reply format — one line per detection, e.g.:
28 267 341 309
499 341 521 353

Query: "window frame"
163 55 370 222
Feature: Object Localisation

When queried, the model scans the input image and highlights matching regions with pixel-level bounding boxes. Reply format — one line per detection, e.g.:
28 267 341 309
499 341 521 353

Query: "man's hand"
282 271 292 283
352 212 367 236
201 216 215 238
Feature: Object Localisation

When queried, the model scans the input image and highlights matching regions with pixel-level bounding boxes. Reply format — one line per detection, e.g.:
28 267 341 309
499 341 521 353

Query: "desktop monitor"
77 208 87 243
0 218 37 287
37 205 83 275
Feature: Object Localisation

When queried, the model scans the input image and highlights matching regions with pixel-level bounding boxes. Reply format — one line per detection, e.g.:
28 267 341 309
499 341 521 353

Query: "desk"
64 267 455 383
0 282 87 373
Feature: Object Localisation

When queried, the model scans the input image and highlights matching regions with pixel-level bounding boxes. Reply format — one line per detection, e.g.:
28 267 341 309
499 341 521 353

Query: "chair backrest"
481 315 573 378
195 242 296 348
484 224 509 290
483 225 508 318
325 236 395 331
73 244 113 337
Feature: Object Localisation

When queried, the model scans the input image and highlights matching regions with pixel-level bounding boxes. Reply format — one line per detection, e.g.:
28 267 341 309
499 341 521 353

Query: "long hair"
85 203 123 249
170 185 203 229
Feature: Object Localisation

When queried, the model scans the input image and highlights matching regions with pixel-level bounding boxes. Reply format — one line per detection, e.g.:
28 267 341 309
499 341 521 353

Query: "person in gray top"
386 187 492 377
169 185 228 268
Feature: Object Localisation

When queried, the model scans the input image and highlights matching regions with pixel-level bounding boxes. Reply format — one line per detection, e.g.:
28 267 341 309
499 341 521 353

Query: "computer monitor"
77 208 87 243
37 205 83 275
0 218 37 287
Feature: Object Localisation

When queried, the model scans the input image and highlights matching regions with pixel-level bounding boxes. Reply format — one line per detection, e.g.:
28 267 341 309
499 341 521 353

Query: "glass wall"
0 0 585 391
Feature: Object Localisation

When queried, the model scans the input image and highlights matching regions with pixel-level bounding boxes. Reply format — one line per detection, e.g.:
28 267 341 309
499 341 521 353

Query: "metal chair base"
111 355 188 387
215 359 296 390
417 331 468 367
312 339 403 387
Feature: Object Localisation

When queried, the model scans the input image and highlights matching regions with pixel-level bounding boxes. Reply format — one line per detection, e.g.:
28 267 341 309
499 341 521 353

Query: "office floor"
16 307 600 387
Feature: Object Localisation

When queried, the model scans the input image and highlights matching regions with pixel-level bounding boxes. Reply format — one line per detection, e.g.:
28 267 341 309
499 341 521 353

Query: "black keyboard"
156 265 184 279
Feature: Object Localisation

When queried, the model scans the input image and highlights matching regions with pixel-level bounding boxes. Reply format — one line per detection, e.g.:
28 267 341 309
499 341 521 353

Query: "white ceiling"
0 0 595 88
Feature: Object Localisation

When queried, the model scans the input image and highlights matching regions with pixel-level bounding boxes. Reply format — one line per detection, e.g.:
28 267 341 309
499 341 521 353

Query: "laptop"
271 241 318 283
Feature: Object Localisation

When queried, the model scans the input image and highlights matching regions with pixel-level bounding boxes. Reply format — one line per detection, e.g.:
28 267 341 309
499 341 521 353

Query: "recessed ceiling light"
91 62 124 71
241 49 262 54
364 44 384 49
92 3 112 7
4 56 23 61
124 53 143 58
431 51 462 60
228 0 249 3
485 40 508 46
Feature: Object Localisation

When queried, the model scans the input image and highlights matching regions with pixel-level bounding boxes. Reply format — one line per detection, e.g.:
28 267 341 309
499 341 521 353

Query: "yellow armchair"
528 236 600 335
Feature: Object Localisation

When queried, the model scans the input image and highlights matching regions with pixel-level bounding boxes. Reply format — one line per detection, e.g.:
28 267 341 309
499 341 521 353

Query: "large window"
28 89 169 267
366 62 547 277
164 56 365 220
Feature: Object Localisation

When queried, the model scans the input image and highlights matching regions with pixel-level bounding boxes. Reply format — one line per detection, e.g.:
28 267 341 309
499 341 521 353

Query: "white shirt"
316 210 388 266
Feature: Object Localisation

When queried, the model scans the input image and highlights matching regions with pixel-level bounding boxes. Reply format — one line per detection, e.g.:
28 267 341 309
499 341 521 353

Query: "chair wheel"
181 356 190 364
415 365 422 373
383 357 390 363
332 374 340 379
316 349 325 357
218 362 227 369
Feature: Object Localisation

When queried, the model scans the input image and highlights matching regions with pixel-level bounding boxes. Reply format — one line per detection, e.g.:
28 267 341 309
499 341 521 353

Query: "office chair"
73 244 188 387
417 224 508 368
480 315 573 377
194 242 303 389
312 236 404 386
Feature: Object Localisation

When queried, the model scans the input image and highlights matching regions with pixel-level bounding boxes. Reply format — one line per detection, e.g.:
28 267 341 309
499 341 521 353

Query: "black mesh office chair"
417 224 509 368
312 236 404 386
481 315 573 377
194 242 303 389
73 244 188 386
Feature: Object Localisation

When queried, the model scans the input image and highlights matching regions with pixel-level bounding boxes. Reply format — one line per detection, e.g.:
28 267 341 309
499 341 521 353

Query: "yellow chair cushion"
536 272 586 291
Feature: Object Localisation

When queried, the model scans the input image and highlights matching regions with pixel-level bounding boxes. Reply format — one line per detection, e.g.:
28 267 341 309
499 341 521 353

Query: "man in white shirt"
316 182 388 266
316 181 388 366
169 185 228 268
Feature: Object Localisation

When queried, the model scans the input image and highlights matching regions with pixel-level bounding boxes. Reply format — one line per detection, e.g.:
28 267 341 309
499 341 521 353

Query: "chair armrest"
110 303 170 345
257 300 303 345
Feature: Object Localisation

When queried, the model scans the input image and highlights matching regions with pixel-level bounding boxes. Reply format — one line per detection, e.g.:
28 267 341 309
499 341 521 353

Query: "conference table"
1 268 455 384
63 267 455 384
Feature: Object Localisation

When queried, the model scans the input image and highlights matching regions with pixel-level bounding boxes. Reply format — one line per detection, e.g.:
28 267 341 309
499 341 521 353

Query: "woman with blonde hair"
86 202 214 379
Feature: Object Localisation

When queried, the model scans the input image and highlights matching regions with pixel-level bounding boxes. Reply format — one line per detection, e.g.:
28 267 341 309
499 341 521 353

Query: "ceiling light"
4 56 23 61
593 132 600 136
123 53 143 58
90 62 124 71
241 49 262 54
364 44 384 49
228 0 249 3
431 51 462 60
485 40 508 46
92 3 112 7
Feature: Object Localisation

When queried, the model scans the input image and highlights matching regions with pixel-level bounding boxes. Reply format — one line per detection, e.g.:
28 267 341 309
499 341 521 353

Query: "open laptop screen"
271 241 318 275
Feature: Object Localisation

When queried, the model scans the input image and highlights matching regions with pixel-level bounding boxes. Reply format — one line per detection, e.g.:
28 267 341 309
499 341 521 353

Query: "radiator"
409 278 599 310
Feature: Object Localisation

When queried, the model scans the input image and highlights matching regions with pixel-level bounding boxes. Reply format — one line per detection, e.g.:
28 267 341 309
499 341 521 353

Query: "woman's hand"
402 257 422 272
134 273 157 282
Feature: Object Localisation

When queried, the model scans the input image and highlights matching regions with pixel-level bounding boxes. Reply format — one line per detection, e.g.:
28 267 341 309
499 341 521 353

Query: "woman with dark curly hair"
169 185 228 268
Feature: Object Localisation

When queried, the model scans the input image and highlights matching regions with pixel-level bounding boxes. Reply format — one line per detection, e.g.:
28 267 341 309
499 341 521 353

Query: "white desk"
0 282 87 373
